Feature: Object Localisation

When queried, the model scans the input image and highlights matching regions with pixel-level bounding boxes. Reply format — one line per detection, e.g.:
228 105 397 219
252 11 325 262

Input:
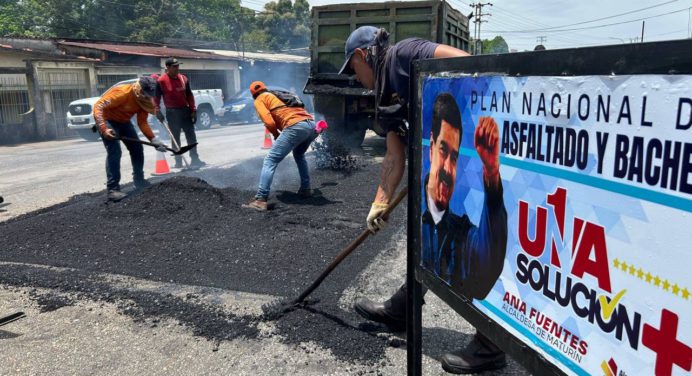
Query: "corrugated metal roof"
195 49 309 64
59 41 238 61
0 44 99 61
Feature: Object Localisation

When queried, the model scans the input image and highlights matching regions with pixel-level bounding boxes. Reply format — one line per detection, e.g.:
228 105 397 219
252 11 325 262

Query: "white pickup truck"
66 79 225 141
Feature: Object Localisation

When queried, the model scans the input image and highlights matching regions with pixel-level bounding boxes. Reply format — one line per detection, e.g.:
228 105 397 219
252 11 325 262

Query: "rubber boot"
440 332 507 374
354 284 407 332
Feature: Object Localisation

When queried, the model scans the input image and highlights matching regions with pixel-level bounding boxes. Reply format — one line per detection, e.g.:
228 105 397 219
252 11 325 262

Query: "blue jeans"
255 120 317 200
101 120 145 191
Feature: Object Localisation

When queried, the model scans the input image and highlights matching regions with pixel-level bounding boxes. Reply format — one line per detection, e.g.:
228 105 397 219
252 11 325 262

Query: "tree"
256 0 310 51
481 36 509 54
0 0 310 53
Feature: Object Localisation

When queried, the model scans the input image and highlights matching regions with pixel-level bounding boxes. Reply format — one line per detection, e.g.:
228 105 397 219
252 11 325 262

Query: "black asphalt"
0 152 407 364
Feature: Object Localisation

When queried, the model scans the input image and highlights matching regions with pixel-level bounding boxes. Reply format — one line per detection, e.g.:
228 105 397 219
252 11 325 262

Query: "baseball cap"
338 26 379 75
249 81 267 97
165 57 181 67
138 76 157 97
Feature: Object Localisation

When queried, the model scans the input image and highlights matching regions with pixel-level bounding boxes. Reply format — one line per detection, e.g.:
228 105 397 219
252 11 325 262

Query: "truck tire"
77 129 100 141
196 106 214 130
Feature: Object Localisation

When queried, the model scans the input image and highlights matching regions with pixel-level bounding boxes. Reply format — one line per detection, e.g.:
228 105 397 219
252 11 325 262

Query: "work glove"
366 202 389 234
150 137 167 152
155 111 165 123
191 110 197 124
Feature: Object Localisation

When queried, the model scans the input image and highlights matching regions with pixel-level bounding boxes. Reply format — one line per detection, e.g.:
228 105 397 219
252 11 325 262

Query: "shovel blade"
173 142 198 155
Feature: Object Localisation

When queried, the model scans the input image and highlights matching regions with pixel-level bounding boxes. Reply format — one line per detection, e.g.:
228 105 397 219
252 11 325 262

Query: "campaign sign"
418 75 691 376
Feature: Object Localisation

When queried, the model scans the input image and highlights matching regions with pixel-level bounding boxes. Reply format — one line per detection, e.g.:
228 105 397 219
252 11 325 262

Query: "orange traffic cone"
152 150 171 175
262 127 273 149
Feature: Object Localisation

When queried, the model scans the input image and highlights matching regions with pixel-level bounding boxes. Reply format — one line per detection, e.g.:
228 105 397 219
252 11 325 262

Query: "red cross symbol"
642 309 692 376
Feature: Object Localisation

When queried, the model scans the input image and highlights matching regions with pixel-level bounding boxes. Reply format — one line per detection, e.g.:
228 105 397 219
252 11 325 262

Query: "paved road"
0 124 266 220
0 129 529 376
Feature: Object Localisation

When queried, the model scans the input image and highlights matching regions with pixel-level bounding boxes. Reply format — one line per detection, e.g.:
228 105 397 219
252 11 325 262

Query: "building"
0 38 242 145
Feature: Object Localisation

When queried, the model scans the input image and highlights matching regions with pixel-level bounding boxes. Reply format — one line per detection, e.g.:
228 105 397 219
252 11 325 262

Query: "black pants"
101 120 145 190
166 107 199 164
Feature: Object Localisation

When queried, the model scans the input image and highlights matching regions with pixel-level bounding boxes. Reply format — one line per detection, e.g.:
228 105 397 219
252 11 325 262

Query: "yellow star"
645 272 653 283
662 280 670 291
621 261 629 272
628 265 636 275
637 268 644 279
682 288 690 300
613 259 620 268
672 284 680 295
654 276 661 286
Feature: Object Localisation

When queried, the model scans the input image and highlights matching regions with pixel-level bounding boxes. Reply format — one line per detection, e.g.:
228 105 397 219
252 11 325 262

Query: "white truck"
66 79 225 141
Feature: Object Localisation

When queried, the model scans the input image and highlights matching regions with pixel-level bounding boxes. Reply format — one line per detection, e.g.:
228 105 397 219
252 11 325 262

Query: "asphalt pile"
0 163 406 364
312 134 364 172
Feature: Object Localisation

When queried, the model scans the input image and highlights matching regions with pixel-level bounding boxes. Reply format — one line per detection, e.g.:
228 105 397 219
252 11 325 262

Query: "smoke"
310 117 364 173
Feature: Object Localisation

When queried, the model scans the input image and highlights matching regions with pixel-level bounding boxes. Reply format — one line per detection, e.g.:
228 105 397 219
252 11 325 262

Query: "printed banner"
419 75 691 376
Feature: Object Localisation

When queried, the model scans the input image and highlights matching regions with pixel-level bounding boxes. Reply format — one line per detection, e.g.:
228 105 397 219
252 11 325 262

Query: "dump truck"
304 0 470 147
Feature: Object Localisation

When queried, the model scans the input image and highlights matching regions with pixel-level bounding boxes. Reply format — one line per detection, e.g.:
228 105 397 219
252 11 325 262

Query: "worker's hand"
155 111 165 123
366 202 389 234
191 110 197 124
102 128 117 140
475 116 500 182
151 137 167 152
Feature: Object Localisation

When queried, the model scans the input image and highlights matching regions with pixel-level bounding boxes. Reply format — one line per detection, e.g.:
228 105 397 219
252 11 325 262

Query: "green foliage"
481 35 509 54
0 0 311 52
256 0 311 50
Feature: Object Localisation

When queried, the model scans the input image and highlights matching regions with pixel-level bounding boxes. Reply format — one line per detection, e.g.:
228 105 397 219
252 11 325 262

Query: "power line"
497 0 678 33
486 6 692 33
487 4 610 45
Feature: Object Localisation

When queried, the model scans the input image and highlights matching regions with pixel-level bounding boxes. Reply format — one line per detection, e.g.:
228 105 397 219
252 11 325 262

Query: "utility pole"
536 36 547 45
640 20 645 43
470 2 492 54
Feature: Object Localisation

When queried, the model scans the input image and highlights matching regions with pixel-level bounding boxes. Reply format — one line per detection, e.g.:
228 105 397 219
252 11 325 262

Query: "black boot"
440 332 507 374
354 284 407 332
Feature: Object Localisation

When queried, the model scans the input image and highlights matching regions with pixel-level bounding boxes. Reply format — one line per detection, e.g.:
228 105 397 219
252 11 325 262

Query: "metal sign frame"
406 39 692 375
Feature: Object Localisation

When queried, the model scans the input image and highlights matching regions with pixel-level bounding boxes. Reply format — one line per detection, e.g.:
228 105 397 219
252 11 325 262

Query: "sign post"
407 39 692 376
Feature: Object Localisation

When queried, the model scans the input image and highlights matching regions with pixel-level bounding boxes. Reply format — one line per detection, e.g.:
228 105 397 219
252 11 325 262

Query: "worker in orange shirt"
93 76 166 201
243 81 318 210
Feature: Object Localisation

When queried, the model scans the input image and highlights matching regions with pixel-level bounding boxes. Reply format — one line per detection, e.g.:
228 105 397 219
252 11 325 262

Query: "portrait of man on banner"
420 92 508 300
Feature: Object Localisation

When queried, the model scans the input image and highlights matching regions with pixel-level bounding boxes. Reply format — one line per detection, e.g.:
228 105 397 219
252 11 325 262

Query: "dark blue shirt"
384 38 438 104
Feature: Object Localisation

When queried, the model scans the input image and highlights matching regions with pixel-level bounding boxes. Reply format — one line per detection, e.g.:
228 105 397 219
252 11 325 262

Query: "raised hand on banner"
474 116 500 186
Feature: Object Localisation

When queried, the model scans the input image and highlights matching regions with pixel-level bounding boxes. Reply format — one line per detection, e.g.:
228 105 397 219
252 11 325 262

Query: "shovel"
261 186 409 320
0 312 25 327
118 136 197 156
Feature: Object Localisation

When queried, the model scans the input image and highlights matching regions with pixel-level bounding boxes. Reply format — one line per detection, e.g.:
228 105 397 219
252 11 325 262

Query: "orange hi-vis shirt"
93 83 155 140
253 92 313 139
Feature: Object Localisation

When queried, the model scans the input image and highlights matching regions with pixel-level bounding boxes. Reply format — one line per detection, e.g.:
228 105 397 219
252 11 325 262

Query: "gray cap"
338 26 379 75
138 76 157 97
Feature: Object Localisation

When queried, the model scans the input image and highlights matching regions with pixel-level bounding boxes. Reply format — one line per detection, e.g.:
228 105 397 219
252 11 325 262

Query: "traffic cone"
152 150 171 175
262 127 273 149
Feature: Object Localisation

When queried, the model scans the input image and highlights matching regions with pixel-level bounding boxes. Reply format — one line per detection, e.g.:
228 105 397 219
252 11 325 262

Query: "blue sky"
243 0 692 51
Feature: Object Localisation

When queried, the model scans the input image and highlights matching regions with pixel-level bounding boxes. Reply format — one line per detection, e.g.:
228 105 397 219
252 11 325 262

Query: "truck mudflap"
304 74 373 97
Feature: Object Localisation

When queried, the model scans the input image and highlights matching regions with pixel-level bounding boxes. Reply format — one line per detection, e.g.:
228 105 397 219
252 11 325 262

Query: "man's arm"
253 97 279 139
374 131 406 203
136 110 155 141
93 88 126 138
184 75 196 111
433 44 471 58
154 81 163 113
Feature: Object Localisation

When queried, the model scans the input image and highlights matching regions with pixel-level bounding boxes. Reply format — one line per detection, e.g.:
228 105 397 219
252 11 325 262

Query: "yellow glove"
366 202 389 233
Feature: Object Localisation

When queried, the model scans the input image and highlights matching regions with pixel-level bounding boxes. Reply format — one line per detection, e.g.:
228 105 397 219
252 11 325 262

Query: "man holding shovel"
93 76 166 202
154 57 205 169
339 26 508 374
242 81 318 211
